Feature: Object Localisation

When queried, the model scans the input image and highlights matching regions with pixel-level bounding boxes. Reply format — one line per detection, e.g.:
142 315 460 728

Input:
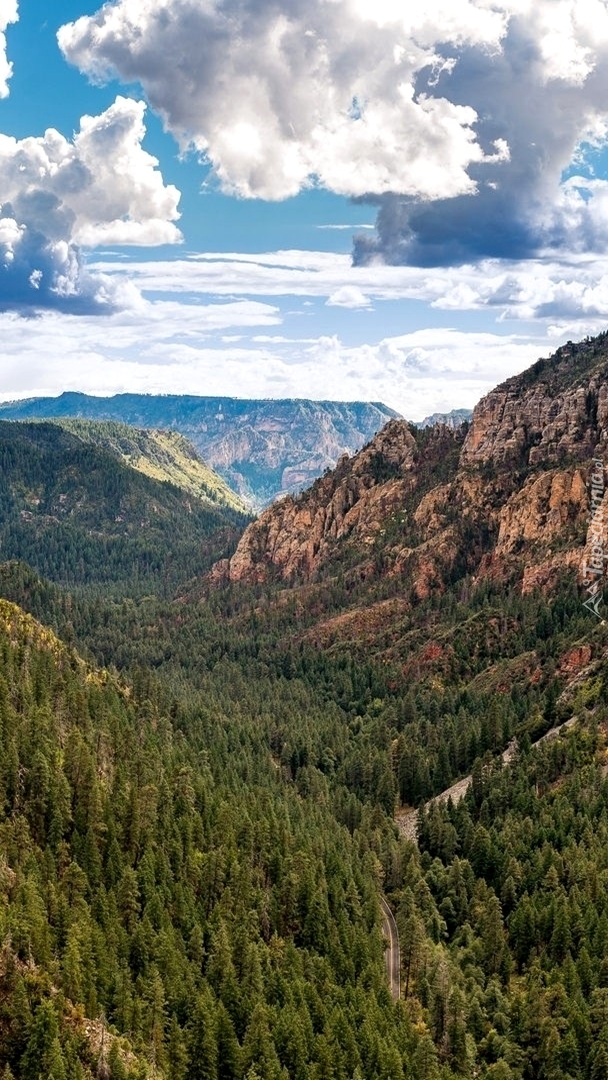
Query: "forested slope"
1 333 608 1078
48 419 248 515
0 597 425 1079
0 422 249 594
416 714 608 1079
3 535 608 1080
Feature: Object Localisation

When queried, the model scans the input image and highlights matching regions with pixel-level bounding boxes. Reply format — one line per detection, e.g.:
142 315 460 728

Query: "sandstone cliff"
212 333 608 603
461 336 608 467
211 420 464 586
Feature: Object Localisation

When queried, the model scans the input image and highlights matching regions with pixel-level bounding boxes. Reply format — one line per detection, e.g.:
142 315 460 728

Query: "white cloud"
316 223 376 230
0 0 17 99
0 241 602 418
326 285 371 308
525 0 608 85
354 0 608 264
0 97 181 248
58 0 510 202
0 308 544 419
0 97 181 312
88 248 608 331
57 0 608 266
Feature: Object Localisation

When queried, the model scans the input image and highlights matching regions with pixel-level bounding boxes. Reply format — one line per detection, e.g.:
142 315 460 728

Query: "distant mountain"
0 393 400 508
0 420 250 593
418 408 472 428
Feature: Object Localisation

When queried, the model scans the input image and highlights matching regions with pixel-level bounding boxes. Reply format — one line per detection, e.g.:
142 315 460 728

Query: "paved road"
380 896 400 1001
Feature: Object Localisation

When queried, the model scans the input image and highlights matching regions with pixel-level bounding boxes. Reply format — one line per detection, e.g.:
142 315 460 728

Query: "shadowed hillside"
0 421 250 594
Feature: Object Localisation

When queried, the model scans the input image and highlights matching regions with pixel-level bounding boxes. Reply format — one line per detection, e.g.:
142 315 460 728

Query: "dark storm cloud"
354 12 608 266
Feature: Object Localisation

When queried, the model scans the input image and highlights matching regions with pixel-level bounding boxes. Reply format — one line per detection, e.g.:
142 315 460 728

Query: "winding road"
380 896 400 1001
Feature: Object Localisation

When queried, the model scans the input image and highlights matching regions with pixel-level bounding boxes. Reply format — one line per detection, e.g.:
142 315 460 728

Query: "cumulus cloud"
58 0 608 266
326 285 371 308
0 96 181 313
0 0 17 98
58 0 510 202
354 1 608 265
0 309 546 420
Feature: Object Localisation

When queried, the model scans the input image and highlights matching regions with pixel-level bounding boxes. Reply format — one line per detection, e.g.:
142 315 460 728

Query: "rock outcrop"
461 336 608 467
211 333 608 600
212 420 421 584
213 420 469 586
419 408 472 429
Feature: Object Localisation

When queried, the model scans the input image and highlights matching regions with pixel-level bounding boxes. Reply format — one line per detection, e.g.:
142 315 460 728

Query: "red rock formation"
210 335 608 604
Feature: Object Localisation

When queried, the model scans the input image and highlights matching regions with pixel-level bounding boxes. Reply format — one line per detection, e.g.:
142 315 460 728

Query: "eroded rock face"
219 420 420 584
470 467 591 593
211 335 608 597
494 469 588 556
461 340 608 468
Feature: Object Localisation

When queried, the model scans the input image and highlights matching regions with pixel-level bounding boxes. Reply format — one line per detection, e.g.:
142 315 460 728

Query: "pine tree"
167 1015 189 1080
241 1004 282 1080
188 993 218 1080
216 1003 240 1080
411 1034 440 1080
20 1001 67 1080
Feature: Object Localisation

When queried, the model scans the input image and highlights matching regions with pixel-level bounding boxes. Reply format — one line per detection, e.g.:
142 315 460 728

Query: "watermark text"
582 457 605 619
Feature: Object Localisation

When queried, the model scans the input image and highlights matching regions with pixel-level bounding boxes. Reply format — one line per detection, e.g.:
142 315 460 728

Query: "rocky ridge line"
210 334 608 602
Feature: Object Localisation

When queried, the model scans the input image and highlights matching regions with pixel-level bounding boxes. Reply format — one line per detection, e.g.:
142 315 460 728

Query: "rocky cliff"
212 333 608 605
211 420 420 583
211 420 465 587
461 335 608 467
419 408 472 429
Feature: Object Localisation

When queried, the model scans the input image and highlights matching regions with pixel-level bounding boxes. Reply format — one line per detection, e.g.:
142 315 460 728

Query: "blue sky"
2 0 608 419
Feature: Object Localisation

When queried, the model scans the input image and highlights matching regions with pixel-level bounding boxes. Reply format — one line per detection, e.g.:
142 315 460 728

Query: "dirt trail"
395 717 578 844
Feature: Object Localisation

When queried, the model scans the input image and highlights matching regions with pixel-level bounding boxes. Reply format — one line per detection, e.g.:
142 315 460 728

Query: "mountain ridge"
0 392 400 508
461 334 608 468
0 420 249 593
209 333 607 635
45 417 248 515
419 408 472 429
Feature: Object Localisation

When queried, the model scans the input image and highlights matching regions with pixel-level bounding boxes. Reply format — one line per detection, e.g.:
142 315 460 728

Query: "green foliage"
414 715 608 1077
0 597 418 1079
2 367 608 1080
48 419 248 516
0 422 248 595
